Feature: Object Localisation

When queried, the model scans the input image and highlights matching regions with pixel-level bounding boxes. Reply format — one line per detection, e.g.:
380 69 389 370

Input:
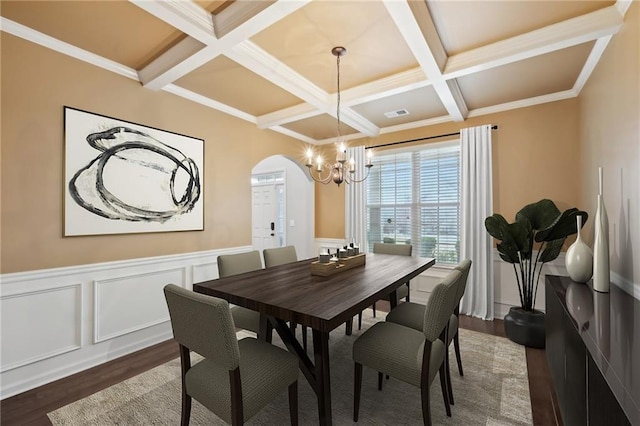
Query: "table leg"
313 329 332 426
389 289 399 310
345 318 353 335
258 313 273 343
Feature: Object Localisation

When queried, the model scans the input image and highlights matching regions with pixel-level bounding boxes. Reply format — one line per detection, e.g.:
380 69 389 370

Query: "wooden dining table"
193 252 435 426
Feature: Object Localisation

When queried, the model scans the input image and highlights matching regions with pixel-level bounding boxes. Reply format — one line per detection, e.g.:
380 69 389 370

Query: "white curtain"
345 146 367 249
459 125 494 320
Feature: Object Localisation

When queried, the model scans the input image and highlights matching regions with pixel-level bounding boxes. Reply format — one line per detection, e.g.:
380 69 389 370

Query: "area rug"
49 311 532 425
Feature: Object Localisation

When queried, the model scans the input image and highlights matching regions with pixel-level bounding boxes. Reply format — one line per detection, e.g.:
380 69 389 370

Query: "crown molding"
0 17 138 81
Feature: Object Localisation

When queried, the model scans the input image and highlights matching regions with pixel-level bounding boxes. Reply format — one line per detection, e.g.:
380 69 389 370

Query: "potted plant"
485 199 587 348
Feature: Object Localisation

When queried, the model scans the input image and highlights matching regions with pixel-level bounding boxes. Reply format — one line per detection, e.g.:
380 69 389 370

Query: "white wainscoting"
0 246 251 399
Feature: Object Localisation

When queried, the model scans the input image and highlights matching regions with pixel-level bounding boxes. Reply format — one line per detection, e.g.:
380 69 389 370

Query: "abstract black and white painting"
64 107 204 236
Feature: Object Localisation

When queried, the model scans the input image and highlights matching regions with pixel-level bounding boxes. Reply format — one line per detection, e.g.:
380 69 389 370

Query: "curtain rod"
364 125 498 150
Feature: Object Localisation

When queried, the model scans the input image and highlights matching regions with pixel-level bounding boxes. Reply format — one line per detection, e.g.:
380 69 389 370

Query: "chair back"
217 251 262 278
373 242 412 256
164 284 240 371
422 270 462 342
263 246 298 268
454 259 472 303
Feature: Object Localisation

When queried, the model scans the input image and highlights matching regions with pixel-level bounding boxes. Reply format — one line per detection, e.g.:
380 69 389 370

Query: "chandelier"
305 46 373 186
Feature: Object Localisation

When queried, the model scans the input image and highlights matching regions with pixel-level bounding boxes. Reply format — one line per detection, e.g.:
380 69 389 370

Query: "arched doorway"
251 155 314 259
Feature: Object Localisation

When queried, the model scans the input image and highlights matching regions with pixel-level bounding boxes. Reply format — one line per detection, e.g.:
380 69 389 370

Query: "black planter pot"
504 307 545 348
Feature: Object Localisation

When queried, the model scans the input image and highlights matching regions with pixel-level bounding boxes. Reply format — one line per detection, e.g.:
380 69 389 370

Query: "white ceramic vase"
593 168 610 293
565 215 593 283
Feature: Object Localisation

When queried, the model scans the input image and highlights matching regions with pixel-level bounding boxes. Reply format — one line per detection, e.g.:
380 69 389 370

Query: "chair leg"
372 302 377 318
358 311 362 330
377 372 383 390
181 393 192 426
420 378 432 426
439 364 451 417
454 333 464 376
445 343 454 405
354 362 363 422
288 381 298 426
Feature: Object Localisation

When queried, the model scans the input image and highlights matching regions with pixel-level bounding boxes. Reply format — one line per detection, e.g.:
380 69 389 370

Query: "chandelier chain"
336 54 342 139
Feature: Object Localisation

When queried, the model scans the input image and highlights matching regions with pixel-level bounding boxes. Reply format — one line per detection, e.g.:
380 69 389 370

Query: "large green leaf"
504 220 532 256
485 214 509 240
516 199 561 231
540 238 564 262
535 209 589 242
496 242 519 263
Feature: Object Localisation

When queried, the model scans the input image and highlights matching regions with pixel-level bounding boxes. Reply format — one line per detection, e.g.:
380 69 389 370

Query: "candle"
316 155 323 172
367 150 373 165
349 157 356 172
306 148 314 165
338 143 346 162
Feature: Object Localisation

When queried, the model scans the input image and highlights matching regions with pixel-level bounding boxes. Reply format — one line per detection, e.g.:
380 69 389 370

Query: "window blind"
366 142 460 264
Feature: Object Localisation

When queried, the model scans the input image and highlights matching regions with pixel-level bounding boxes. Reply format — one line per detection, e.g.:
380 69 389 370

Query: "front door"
251 172 285 252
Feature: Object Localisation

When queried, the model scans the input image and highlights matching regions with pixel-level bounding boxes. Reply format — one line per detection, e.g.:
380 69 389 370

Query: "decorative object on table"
310 253 366 277
485 199 588 348
304 47 373 186
593 167 610 293
64 106 204 236
565 214 593 283
319 252 331 263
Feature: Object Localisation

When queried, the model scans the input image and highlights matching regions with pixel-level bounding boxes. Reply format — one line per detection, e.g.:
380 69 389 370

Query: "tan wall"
315 99 582 238
0 33 302 273
578 2 639 284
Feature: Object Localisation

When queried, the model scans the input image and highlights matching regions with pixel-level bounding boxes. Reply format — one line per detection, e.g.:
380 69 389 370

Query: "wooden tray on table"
310 253 366 276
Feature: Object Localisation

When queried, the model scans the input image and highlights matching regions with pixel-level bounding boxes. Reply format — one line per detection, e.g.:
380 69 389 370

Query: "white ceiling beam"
572 36 612 95
467 90 577 118
257 103 319 129
137 37 212 90
229 41 380 137
444 5 624 79
130 0 215 45
163 84 257 123
133 0 309 90
257 67 430 129
270 126 318 145
383 0 467 122
341 67 430 107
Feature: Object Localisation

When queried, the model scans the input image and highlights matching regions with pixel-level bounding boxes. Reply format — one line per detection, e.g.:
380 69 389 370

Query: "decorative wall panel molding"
93 267 186 343
0 283 82 373
0 246 251 399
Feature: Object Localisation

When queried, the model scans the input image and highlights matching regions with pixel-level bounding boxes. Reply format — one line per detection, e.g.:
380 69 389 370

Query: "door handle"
270 222 275 236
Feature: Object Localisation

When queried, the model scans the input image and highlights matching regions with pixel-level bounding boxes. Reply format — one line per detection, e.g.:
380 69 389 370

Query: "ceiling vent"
384 109 409 118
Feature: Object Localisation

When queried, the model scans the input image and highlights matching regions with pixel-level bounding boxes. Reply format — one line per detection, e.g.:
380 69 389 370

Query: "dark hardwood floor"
1 306 560 425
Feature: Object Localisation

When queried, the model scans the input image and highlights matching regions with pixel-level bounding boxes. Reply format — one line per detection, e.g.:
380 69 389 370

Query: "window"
366 141 460 264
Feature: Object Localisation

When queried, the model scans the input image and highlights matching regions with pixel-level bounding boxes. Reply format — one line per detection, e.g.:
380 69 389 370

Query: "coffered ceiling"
0 0 632 145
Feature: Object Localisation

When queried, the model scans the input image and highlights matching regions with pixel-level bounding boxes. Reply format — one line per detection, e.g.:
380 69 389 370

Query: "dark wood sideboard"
545 275 639 425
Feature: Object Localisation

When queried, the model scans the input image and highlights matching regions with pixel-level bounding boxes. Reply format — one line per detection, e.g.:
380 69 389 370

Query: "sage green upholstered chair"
355 243 413 330
164 284 299 426
386 259 472 404
217 251 263 334
352 270 462 425
262 246 308 351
